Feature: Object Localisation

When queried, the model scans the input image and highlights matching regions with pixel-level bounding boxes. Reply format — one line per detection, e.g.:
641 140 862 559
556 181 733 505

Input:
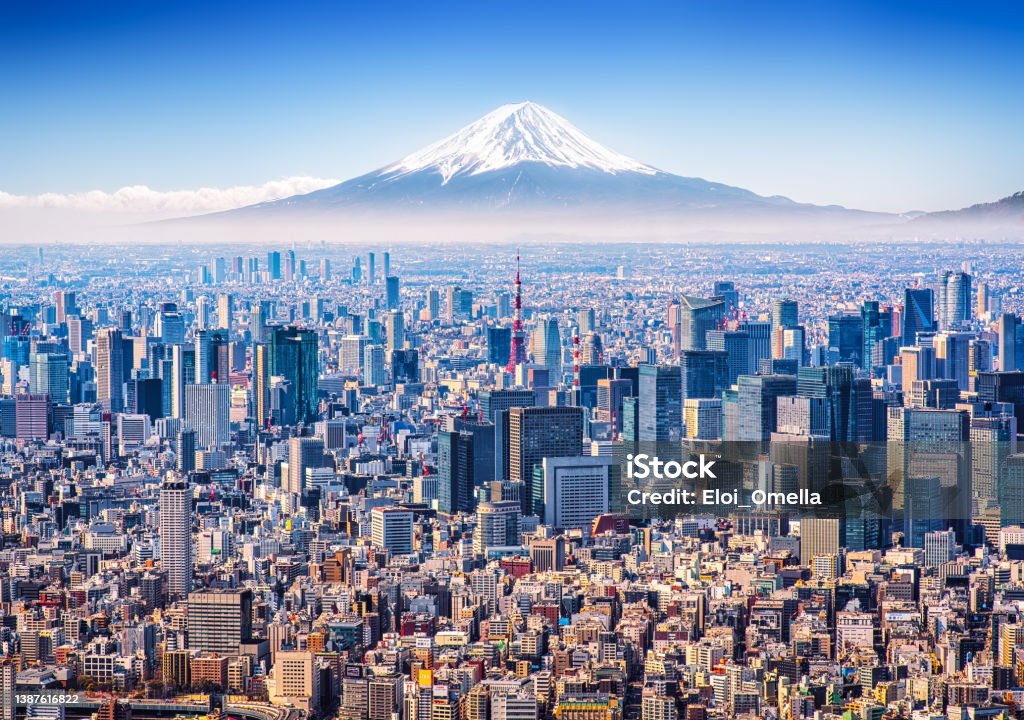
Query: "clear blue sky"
2 0 1022 212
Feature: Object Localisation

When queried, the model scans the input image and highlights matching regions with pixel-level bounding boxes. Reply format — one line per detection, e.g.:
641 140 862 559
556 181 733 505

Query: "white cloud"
0 176 339 217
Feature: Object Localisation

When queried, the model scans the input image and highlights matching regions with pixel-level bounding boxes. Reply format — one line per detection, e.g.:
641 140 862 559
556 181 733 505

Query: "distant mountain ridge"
921 190 1024 222
221 102 884 220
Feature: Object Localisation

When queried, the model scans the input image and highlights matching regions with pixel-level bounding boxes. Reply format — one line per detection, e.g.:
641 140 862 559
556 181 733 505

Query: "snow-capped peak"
382 101 658 183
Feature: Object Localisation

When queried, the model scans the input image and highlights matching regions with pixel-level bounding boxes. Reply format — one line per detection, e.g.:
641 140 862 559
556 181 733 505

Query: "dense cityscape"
2 236 1024 720
4 238 1024 720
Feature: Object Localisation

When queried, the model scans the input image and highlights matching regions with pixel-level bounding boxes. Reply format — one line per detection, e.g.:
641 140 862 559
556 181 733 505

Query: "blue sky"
1 0 1022 212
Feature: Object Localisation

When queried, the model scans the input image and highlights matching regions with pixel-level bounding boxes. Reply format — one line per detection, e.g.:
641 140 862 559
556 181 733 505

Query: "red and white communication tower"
505 254 528 373
573 332 581 390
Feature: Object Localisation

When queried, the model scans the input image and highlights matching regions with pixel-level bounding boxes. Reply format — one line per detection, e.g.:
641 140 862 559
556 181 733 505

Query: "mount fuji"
223 102 882 222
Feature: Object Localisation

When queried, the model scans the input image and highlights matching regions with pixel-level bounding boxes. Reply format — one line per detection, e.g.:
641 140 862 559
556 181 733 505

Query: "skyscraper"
735 374 797 442
30 351 69 403
187 588 253 655
771 299 799 359
160 478 192 600
480 388 535 481
370 507 413 555
184 383 230 448
216 293 233 331
827 314 864 365
680 350 729 402
385 276 400 310
638 364 682 443
705 330 750 385
541 455 613 531
96 328 126 412
887 407 970 542
487 327 512 365
287 436 324 497
902 288 935 346
195 329 230 384
176 428 196 474
253 342 271 427
385 310 405 353
861 301 893 372
672 296 726 353
269 326 319 424
938 270 971 330
438 430 478 515
533 317 562 380
998 314 1023 372
364 344 387 387
508 406 584 516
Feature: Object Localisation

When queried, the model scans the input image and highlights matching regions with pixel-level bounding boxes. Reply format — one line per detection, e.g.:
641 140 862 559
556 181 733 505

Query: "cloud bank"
0 176 339 217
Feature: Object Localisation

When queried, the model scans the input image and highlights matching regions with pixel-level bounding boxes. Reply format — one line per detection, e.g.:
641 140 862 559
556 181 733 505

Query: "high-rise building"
176 429 196 474
900 345 936 385
934 331 971 390
390 349 419 384
15 394 48 440
341 334 370 374
438 420 494 515
269 326 319 424
533 317 562 380
195 329 230 384
216 293 233 331
671 296 726 355
0 661 14 720
474 501 521 554
187 588 253 655
364 344 387 386
67 314 93 356
253 342 271 427
160 478 192 600
270 651 319 712
541 455 612 531
171 344 196 419
184 383 230 448
684 398 722 440
734 374 797 442
887 407 970 542
998 314 1024 372
771 299 799 359
426 288 441 320
54 290 76 325
96 328 126 412
480 388 535 481
938 270 971 330
530 535 567 572
902 288 935 346
799 518 844 566
923 528 957 567
385 276 400 310
680 350 728 402
713 280 739 313
370 507 414 555
705 330 750 385
287 436 324 497
508 406 584 516
385 310 405 353
827 314 864 365
30 351 69 403
487 327 512 365
861 301 894 372
638 365 682 443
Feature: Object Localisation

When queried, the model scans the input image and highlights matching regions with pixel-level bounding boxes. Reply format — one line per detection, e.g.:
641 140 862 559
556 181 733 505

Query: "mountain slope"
228 102 878 219
921 190 1024 222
